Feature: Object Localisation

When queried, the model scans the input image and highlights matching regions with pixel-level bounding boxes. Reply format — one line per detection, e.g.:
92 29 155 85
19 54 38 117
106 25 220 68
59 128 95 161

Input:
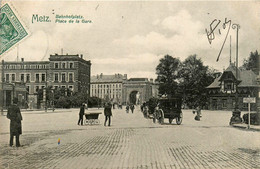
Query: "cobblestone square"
0 108 259 169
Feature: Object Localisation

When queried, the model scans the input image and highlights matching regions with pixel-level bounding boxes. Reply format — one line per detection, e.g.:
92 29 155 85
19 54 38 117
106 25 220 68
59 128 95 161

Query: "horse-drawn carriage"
153 96 183 125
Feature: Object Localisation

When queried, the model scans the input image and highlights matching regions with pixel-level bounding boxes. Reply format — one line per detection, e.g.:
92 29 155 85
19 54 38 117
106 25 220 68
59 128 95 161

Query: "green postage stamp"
0 3 28 56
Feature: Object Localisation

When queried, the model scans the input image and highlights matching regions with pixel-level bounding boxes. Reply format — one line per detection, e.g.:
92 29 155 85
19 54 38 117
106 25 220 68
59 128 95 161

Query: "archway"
129 91 140 105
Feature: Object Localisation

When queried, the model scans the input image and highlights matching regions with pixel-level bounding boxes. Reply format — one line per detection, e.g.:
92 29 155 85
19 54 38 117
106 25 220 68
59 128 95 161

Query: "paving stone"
0 108 259 168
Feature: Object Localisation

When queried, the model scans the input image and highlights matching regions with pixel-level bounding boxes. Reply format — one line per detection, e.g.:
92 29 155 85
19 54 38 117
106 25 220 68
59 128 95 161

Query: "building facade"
90 73 127 104
122 78 155 105
90 74 159 105
0 54 91 109
207 63 259 111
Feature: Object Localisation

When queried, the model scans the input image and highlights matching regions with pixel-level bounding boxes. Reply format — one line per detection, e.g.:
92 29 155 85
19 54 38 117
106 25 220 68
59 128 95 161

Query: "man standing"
130 104 135 113
78 103 85 125
7 98 22 147
104 102 112 126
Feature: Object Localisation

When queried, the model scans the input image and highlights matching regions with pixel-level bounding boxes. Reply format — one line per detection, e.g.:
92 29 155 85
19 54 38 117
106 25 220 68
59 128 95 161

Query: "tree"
156 55 181 96
242 50 259 75
178 55 215 108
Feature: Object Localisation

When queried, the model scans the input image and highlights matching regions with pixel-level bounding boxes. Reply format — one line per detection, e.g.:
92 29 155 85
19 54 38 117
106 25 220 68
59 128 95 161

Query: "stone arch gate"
122 78 153 105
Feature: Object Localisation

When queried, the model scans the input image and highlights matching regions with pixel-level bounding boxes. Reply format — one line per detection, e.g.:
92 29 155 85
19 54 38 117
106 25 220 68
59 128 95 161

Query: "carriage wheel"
95 119 100 124
169 118 173 124
85 119 89 125
89 119 94 125
176 112 183 125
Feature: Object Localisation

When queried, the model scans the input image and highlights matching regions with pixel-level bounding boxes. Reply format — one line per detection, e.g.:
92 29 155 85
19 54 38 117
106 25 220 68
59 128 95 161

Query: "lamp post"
230 23 242 125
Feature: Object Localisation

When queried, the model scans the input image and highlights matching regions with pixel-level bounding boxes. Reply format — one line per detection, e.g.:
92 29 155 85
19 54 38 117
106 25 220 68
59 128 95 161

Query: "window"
21 74 24 82
54 73 59 82
69 73 73 82
26 74 30 82
62 62 66 69
69 62 74 68
41 86 45 89
54 63 59 69
42 74 46 82
68 85 73 91
6 74 9 82
11 74 15 82
36 74 40 82
243 103 248 108
61 73 66 82
54 86 59 90
224 82 234 91
35 86 39 92
26 86 30 93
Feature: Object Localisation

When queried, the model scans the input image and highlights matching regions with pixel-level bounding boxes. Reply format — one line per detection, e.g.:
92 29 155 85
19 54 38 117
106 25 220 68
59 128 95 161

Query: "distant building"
0 82 27 109
90 73 127 104
207 63 259 111
0 54 91 109
90 74 159 105
122 78 157 105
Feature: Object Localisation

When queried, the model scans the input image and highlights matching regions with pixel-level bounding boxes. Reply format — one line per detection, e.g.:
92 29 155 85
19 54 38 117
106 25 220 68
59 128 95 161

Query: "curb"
232 124 260 132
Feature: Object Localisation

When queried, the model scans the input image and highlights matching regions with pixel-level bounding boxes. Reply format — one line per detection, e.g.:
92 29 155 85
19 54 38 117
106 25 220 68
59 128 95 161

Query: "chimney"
123 74 127 80
21 58 24 62
97 74 99 79
80 54 83 59
150 78 153 83
115 73 117 78
100 73 103 78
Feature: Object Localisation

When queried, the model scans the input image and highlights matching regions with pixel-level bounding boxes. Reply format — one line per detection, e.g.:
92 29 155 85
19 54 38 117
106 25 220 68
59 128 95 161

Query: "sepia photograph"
0 1 259 168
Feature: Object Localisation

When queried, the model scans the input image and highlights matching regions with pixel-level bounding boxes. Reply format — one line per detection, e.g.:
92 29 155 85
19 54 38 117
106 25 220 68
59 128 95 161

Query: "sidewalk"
232 123 260 131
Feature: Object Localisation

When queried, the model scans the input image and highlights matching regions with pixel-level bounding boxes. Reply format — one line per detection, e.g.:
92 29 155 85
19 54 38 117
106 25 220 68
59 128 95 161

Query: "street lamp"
230 23 242 125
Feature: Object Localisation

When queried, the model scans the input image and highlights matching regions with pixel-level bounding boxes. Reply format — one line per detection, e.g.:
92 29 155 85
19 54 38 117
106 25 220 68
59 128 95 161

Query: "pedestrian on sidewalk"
126 104 129 113
104 102 112 126
7 98 23 147
130 104 135 113
78 103 85 125
194 106 202 121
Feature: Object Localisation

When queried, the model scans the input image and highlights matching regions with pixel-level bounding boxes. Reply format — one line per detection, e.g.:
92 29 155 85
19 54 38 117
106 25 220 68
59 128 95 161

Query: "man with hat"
7 97 23 147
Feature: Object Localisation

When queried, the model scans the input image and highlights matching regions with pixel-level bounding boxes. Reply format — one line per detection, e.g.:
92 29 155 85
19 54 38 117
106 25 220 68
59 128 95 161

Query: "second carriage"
153 96 183 125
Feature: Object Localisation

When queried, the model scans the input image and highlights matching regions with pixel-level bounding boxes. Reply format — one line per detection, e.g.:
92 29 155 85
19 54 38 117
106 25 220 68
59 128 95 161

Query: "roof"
207 65 259 88
224 63 241 79
128 78 149 82
91 74 126 83
206 76 221 88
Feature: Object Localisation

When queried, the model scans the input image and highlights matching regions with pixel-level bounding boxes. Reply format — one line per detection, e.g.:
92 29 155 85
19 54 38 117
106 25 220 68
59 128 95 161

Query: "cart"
84 112 102 125
153 96 183 125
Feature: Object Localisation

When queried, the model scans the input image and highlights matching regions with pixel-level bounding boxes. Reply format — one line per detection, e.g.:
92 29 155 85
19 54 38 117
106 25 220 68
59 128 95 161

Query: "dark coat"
79 106 85 116
104 103 112 116
7 104 22 135
130 105 135 111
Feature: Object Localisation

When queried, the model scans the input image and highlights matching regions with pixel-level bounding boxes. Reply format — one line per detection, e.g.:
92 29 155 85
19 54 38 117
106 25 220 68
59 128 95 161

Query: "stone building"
0 54 91 109
0 82 27 109
122 78 155 105
90 74 159 105
207 63 259 111
90 73 127 104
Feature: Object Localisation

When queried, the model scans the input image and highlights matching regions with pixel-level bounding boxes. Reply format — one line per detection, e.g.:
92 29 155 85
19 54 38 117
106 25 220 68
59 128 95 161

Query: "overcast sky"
1 1 260 79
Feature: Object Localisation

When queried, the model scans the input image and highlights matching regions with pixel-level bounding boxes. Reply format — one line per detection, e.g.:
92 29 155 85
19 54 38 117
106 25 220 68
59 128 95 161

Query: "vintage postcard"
0 1 259 169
